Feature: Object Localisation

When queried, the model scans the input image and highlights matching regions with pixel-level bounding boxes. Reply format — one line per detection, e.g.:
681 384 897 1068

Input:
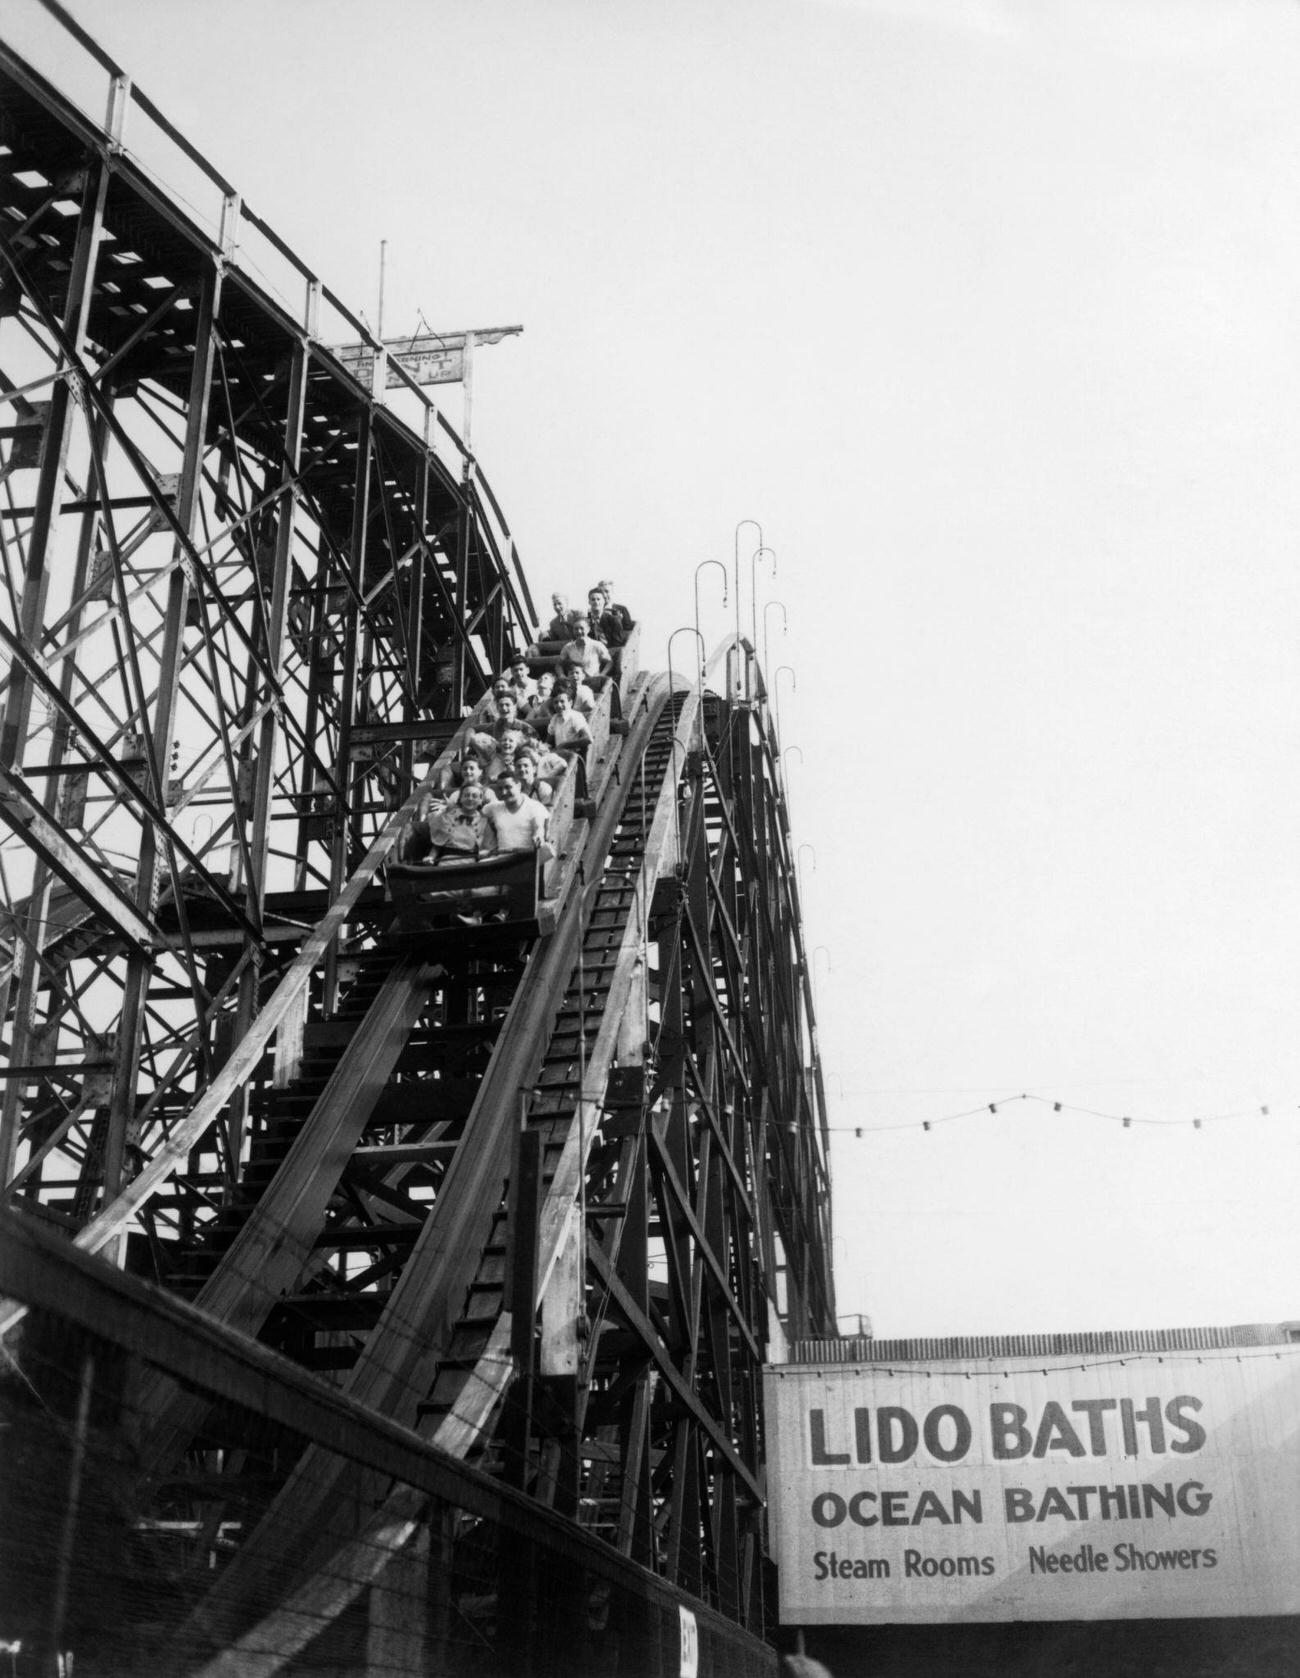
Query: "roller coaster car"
386 849 542 930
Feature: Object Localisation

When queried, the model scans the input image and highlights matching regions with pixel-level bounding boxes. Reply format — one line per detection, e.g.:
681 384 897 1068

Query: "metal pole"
732 520 761 697
774 664 797 738
462 332 476 454
324 407 374 1014
693 558 728 663
667 627 705 757
763 599 788 681
47 1350 95 1675
750 545 776 664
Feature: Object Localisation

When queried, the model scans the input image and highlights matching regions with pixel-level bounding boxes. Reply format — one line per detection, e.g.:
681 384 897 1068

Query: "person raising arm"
426 782 489 860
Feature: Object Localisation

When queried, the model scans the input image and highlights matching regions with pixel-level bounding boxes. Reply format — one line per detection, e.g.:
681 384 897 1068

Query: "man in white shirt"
546 689 593 758
558 616 612 685
483 771 549 854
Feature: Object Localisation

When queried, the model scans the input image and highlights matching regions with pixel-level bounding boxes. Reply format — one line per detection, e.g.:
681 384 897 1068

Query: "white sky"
30 0 1300 1336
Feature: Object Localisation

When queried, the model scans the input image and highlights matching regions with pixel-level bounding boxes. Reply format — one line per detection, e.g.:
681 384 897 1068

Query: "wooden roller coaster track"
0 7 836 1674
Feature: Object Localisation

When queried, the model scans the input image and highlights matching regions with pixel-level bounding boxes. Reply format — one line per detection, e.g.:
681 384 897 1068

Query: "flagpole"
462 332 476 453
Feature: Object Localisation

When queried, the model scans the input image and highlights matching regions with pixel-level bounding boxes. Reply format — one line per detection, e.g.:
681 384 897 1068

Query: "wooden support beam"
585 1239 762 1505
134 953 438 1472
0 770 159 956
647 1117 762 1365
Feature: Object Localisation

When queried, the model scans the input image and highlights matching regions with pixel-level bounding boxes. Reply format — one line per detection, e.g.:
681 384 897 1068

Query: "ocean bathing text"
809 1480 1212 1528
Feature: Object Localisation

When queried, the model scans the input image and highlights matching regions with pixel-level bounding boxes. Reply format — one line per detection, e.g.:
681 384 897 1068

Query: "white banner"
335 337 463 389
678 1604 698 1678
332 326 521 390
764 1348 1300 1623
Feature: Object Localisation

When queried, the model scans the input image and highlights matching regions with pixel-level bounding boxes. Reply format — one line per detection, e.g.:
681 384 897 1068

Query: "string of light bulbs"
823 1091 1290 1137
774 1345 1300 1380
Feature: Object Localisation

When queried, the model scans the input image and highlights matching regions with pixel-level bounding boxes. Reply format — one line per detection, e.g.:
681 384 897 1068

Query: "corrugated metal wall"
789 1322 1299 1363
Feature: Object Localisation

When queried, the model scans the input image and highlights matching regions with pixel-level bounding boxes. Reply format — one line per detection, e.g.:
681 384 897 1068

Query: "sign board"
332 326 521 391
678 1604 698 1677
764 1348 1300 1623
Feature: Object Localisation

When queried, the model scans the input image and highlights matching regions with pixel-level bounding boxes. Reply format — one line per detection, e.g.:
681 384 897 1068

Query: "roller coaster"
0 7 836 1674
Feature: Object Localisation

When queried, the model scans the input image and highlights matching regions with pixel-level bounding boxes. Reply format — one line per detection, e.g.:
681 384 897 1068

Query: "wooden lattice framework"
0 11 836 1674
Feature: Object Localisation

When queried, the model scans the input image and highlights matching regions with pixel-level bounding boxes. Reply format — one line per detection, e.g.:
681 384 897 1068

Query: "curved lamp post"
779 742 802 812
813 944 832 1005
694 559 728 662
797 841 816 900
733 519 762 694
763 598 788 680
667 626 706 751
664 733 694 872
774 663 797 736
750 545 777 663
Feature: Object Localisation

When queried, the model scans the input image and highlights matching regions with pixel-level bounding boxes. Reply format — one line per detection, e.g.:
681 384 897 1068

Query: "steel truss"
0 12 836 1676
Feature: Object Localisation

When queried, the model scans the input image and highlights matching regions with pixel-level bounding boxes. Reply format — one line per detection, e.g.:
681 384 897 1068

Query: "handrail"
31 0 121 76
